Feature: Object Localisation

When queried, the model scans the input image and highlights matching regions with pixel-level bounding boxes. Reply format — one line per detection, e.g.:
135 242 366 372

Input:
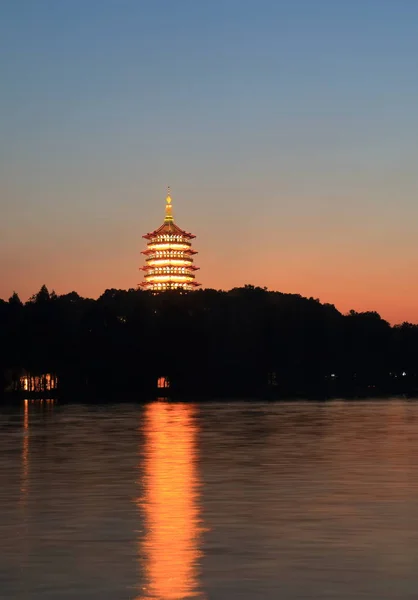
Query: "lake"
1 399 418 599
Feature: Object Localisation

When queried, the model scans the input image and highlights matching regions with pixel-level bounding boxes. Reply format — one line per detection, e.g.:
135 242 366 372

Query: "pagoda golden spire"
165 186 173 222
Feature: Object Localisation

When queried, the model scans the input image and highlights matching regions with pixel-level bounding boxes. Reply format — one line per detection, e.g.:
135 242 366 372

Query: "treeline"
1 284 418 398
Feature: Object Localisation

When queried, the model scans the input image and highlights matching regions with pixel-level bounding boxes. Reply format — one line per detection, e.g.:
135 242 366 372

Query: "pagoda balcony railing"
149 238 192 244
145 271 197 277
147 241 192 250
144 274 196 281
146 282 201 289
145 265 196 271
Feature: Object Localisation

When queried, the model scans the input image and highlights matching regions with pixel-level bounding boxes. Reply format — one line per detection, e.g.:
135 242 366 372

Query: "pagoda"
140 189 200 291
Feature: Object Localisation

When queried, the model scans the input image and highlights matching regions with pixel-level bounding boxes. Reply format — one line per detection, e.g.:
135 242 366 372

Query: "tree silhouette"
0 285 417 399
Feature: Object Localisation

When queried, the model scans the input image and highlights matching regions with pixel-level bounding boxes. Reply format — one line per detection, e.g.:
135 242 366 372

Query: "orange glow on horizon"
136 402 202 599
4 200 418 323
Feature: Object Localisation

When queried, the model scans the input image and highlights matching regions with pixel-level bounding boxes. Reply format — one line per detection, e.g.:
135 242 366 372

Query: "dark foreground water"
1 400 418 599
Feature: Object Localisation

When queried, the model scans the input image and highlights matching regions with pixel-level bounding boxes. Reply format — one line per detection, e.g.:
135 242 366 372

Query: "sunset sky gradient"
1 0 418 323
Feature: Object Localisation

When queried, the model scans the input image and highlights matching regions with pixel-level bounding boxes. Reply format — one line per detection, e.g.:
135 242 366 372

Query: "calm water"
1 400 418 599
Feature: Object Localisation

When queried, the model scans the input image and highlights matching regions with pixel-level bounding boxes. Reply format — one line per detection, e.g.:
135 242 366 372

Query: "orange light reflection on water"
21 399 29 502
137 402 202 599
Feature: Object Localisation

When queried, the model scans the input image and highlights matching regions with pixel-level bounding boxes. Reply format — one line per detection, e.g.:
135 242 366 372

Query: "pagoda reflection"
137 402 202 599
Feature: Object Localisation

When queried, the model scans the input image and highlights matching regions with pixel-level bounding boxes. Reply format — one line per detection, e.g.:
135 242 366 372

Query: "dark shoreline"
2 387 418 404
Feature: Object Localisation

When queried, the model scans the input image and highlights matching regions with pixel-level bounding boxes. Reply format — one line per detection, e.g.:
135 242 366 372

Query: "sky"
1 0 418 324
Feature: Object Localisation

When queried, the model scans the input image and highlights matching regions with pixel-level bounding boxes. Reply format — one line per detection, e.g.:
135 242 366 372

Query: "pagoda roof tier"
145 256 194 263
141 248 197 256
143 221 196 240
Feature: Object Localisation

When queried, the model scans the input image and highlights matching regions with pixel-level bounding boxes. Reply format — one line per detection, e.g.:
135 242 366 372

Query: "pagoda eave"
142 249 197 256
143 222 196 240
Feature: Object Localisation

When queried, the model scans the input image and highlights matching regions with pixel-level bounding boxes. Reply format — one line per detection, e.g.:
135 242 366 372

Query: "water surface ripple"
1 400 418 599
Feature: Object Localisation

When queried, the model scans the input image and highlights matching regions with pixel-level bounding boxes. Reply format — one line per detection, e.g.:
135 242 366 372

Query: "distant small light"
331 373 336 378
402 371 407 377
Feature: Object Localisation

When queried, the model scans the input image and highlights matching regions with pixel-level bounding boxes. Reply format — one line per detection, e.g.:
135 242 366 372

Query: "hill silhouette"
1 285 417 399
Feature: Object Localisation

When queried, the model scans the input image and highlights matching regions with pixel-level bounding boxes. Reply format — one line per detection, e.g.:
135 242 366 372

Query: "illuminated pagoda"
140 189 200 291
